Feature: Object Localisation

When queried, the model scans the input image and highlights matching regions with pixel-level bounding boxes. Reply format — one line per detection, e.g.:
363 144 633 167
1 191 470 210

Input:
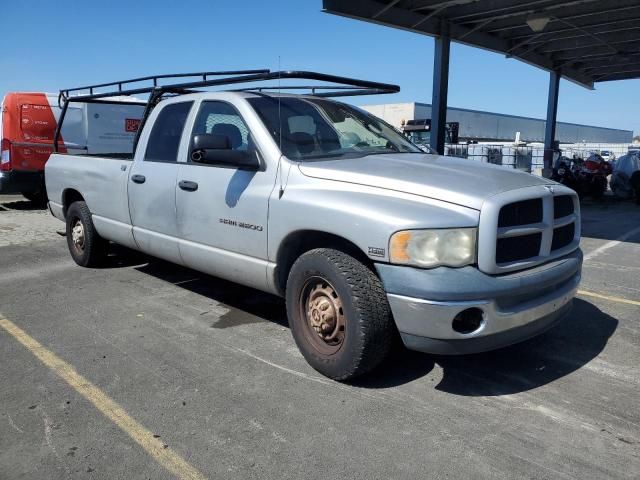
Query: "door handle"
179 180 198 192
131 174 146 184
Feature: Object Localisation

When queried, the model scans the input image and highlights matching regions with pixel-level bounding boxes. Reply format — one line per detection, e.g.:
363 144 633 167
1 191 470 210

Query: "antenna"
278 56 282 150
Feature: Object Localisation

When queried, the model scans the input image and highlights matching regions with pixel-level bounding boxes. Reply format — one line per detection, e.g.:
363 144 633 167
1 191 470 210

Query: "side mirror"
190 134 260 170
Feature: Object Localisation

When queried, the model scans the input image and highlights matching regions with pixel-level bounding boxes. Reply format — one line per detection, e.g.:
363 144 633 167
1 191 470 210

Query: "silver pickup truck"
46 71 582 380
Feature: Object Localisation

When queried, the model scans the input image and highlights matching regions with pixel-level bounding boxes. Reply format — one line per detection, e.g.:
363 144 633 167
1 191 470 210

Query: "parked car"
0 92 144 203
46 70 582 381
610 152 640 204
599 150 615 163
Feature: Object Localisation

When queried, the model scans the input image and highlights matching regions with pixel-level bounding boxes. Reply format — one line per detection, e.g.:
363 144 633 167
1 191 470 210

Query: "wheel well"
274 230 373 295
62 189 85 218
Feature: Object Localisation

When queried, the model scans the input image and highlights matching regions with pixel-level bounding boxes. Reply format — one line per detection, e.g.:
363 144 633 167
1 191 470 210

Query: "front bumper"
375 248 582 355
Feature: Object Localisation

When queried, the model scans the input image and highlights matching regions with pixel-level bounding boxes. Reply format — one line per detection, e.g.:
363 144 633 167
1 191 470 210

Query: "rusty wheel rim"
299 276 346 355
70 218 85 254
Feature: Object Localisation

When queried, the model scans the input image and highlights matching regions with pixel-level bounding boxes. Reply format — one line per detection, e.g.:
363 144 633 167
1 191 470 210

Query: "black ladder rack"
59 70 400 102
54 70 400 152
58 69 271 103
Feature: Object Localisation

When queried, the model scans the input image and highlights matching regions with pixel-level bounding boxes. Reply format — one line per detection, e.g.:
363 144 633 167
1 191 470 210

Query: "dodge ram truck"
46 70 582 380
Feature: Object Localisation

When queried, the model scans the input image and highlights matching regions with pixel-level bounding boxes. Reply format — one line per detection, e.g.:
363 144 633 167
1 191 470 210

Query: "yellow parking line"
0 316 206 480
577 290 640 307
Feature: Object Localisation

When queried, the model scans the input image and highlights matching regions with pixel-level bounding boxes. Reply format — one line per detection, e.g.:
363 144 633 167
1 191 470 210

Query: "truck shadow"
0 198 46 211
129 257 617 396
100 244 152 269
355 299 618 395
134 259 288 328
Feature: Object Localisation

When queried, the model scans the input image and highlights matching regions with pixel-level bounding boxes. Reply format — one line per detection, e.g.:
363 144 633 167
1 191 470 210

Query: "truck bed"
45 153 135 247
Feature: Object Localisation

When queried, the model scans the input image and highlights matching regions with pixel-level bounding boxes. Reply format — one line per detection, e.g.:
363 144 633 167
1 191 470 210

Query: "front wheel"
286 248 395 381
65 201 107 267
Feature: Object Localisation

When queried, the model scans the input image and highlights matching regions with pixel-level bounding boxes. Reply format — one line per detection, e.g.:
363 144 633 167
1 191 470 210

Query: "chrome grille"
553 195 574 219
496 233 542 264
551 223 575 251
498 198 543 227
478 185 580 274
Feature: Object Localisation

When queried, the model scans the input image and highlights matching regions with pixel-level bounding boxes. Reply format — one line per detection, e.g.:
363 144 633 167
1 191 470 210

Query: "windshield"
248 96 422 160
407 131 431 145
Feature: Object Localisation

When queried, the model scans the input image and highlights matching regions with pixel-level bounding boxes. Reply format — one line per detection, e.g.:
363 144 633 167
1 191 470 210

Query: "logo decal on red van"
125 118 141 132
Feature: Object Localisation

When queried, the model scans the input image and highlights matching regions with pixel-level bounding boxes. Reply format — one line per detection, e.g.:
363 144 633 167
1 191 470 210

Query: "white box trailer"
56 97 145 155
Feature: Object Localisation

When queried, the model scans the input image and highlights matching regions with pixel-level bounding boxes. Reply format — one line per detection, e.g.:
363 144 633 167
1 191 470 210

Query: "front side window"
191 101 251 153
248 96 421 160
144 101 193 163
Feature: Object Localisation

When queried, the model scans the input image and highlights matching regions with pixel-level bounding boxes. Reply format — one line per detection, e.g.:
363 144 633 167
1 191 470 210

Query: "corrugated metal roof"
323 0 640 89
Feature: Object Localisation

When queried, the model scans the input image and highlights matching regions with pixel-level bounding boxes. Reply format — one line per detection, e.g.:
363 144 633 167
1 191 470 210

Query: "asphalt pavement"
1 193 638 479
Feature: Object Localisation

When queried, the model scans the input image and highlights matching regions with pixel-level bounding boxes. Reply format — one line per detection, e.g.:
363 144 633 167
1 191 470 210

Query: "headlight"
389 228 477 268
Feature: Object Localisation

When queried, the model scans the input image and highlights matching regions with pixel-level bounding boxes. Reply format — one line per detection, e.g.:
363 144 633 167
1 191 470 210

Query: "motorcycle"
551 156 580 191
552 155 608 199
578 153 609 199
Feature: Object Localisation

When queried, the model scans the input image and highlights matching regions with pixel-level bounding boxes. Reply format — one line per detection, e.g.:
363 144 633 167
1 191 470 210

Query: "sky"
2 0 638 135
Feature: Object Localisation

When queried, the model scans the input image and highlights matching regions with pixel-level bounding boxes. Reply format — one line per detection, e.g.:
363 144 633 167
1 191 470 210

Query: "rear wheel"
65 201 107 267
286 248 395 381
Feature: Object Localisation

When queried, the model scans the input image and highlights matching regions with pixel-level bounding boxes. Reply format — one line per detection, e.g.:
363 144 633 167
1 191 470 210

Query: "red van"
1 92 144 203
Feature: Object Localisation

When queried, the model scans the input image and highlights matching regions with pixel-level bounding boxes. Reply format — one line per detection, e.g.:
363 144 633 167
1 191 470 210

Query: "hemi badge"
368 247 385 258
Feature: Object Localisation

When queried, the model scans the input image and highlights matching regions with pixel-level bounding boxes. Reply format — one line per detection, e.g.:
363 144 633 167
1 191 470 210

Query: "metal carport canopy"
322 0 640 89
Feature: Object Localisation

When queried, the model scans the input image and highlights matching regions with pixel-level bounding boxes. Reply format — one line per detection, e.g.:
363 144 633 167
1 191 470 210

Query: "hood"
298 153 553 210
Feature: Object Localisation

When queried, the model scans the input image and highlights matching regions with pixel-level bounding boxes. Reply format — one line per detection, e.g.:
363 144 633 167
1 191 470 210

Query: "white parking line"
0 316 207 480
583 225 640 262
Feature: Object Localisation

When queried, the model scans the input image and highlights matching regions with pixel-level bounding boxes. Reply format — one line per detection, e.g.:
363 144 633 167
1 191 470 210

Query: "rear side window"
144 101 193 163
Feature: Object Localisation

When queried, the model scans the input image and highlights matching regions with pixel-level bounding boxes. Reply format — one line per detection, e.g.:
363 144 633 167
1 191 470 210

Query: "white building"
361 102 633 144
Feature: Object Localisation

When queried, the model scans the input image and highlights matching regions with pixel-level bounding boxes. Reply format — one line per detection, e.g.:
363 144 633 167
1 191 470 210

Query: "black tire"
286 248 395 381
65 201 107 267
591 180 606 199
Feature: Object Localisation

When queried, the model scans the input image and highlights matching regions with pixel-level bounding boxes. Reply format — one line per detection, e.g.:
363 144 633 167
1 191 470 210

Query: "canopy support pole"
430 35 451 155
543 70 561 177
